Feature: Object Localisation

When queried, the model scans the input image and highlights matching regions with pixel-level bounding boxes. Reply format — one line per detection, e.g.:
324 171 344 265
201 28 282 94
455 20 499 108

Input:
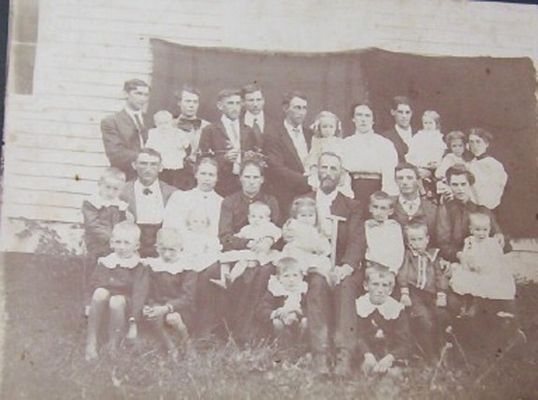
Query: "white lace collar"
98 253 141 269
143 257 190 274
86 194 128 211
267 274 308 297
356 294 404 320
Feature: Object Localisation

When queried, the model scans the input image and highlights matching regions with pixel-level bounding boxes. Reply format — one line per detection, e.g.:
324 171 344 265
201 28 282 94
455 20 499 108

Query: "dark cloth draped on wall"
149 39 537 236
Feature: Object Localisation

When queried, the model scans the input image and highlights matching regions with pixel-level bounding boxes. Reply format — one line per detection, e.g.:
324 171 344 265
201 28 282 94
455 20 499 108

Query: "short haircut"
240 159 264 177
350 101 372 119
137 147 162 162
153 110 173 124
391 95 412 110
289 196 317 220
249 201 271 217
404 221 429 238
217 88 241 102
282 91 307 108
175 84 201 100
369 191 394 207
241 83 262 98
469 211 492 228
112 221 141 242
468 127 493 144
100 167 126 184
364 263 395 285
156 228 183 248
423 110 441 130
444 130 467 146
446 164 475 185
312 111 342 138
318 151 343 169
395 162 420 179
194 156 219 175
275 256 302 276
123 79 149 93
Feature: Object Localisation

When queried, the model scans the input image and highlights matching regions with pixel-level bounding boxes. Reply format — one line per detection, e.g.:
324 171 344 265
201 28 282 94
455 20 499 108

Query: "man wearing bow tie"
392 162 438 244
101 79 150 180
120 148 177 257
264 91 313 214
199 88 258 197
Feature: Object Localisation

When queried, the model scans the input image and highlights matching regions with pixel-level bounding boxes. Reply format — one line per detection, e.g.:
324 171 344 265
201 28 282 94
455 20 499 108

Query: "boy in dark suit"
383 96 414 163
199 88 257 196
120 148 176 257
101 79 150 180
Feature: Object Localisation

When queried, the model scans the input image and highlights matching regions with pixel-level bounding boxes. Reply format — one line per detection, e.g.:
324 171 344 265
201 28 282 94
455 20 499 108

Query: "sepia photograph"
0 0 537 398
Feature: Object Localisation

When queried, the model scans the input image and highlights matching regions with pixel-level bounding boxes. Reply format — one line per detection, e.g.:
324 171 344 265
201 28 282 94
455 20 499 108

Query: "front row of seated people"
82 151 517 379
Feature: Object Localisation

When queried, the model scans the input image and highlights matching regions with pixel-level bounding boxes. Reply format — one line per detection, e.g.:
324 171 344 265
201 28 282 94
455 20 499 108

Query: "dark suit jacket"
199 120 257 197
382 126 410 163
304 191 366 270
241 113 280 149
120 180 177 221
264 124 314 214
392 197 438 245
101 110 149 180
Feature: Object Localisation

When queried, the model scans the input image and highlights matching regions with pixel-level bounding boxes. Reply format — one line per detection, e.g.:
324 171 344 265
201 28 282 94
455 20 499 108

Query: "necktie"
252 118 262 140
134 113 144 132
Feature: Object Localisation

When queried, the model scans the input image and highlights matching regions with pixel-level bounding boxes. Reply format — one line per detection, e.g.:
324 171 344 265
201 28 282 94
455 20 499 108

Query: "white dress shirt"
134 180 164 224
284 119 309 168
398 195 421 217
221 114 241 149
244 111 265 133
124 106 145 146
341 132 399 196
163 188 223 237
395 124 413 147
316 189 338 237
365 219 405 273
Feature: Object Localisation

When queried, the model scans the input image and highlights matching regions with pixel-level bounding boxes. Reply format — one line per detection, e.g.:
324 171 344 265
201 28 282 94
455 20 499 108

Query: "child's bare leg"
165 312 189 341
108 295 127 351
85 288 110 361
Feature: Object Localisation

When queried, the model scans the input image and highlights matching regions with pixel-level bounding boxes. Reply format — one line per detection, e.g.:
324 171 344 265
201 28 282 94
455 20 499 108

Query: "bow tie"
143 188 153 195
177 117 202 131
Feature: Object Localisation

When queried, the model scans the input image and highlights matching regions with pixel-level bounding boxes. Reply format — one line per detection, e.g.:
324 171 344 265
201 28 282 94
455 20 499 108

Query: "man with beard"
296 152 366 375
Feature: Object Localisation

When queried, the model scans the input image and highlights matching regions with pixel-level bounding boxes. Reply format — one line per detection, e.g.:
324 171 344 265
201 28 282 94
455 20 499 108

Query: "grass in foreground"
1 252 537 399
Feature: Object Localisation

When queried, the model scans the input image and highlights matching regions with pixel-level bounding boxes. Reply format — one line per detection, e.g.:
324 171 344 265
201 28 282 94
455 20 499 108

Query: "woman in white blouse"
163 157 223 237
467 128 508 210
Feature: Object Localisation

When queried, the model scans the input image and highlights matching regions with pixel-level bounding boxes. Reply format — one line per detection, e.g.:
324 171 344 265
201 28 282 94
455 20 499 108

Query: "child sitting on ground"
85 221 148 361
356 264 410 376
258 256 308 342
219 201 282 285
82 167 129 314
145 110 191 189
397 222 449 361
281 196 333 283
181 207 222 272
305 111 354 198
140 228 197 358
364 191 405 274
450 211 516 318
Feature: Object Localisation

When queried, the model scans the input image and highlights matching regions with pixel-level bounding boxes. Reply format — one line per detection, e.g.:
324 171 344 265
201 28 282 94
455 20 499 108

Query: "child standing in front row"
82 167 129 314
364 192 405 275
398 222 449 361
356 264 410 376
305 111 354 198
140 228 197 357
146 110 192 189
450 212 516 317
85 221 149 361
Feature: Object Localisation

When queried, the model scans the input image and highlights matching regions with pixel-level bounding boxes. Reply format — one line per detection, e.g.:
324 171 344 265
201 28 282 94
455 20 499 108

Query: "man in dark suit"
392 162 438 244
264 91 313 215
120 148 176 257
382 95 414 163
240 83 278 148
296 152 366 375
101 79 150 180
199 88 257 197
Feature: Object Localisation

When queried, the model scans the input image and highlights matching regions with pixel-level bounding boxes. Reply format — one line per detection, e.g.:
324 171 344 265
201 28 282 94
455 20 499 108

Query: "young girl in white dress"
181 207 222 272
450 212 516 317
435 130 470 199
305 111 353 198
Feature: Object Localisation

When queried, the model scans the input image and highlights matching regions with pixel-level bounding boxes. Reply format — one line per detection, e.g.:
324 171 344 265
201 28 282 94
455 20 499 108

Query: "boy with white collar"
356 264 410 376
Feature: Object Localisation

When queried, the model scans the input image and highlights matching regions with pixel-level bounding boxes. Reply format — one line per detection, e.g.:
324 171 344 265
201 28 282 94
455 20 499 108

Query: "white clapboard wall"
1 0 536 252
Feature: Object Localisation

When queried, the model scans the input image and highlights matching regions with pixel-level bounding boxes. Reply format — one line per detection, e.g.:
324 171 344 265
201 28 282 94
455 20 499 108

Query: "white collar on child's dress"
409 247 439 262
267 275 308 297
365 219 399 229
143 257 190 275
98 253 141 269
356 294 404 320
86 194 128 211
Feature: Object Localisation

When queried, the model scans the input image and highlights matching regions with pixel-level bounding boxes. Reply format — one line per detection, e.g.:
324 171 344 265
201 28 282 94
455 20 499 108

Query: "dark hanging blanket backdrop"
149 39 537 236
